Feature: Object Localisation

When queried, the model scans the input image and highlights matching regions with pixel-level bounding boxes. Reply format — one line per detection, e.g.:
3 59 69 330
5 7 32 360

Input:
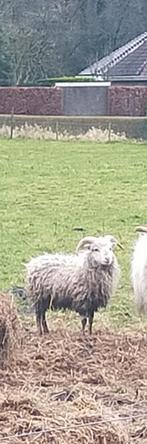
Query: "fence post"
10 107 15 139
108 121 111 142
55 121 59 141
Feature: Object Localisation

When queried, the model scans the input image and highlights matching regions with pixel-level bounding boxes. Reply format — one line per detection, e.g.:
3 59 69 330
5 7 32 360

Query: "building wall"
108 86 147 116
0 87 63 115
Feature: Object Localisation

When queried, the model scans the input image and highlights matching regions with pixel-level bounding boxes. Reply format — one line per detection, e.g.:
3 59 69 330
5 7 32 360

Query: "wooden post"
55 121 59 141
10 107 15 139
108 121 111 142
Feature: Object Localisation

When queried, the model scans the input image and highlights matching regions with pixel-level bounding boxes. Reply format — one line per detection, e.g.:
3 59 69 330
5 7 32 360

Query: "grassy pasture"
0 138 147 329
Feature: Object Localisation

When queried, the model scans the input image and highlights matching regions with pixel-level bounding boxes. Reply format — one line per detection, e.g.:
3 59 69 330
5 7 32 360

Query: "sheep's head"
90 239 116 267
76 234 123 256
77 235 121 268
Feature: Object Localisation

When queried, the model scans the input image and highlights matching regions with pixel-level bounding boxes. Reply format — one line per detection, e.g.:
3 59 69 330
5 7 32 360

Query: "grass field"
1 138 147 443
0 138 147 328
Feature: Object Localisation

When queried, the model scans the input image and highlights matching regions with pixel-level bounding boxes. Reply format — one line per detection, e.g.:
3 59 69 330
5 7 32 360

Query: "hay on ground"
0 292 20 366
0 322 147 443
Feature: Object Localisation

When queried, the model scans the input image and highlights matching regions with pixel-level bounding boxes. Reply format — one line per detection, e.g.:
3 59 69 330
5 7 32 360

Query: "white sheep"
25 235 121 335
132 225 147 313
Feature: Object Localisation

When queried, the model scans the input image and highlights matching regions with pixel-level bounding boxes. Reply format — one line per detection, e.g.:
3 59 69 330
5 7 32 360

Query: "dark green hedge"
37 76 96 86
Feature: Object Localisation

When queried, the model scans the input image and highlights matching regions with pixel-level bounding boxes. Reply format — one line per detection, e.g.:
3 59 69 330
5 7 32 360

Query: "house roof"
79 32 147 79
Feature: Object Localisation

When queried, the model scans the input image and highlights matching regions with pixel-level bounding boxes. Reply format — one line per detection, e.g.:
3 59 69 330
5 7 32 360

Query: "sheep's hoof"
43 329 49 335
43 324 49 334
81 318 87 334
37 326 43 336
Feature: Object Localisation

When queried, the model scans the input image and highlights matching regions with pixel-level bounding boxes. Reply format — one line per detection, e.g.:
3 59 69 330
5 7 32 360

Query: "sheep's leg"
35 302 43 335
42 309 49 334
88 311 94 335
81 317 87 334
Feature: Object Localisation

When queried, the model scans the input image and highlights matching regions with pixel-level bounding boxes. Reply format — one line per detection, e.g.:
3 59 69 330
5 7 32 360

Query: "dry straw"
0 292 21 367
0 123 126 141
0 321 147 443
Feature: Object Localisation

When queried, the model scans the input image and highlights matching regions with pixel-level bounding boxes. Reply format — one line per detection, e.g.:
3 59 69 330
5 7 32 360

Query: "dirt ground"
0 320 147 444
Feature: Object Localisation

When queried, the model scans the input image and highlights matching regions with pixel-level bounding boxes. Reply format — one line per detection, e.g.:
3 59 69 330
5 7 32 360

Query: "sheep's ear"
108 236 117 249
136 225 147 233
105 235 124 250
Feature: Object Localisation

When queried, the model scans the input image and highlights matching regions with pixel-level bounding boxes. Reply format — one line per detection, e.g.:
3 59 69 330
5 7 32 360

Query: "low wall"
0 115 147 140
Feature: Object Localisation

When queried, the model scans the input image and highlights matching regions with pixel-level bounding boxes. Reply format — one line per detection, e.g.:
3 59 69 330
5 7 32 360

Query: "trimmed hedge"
37 76 96 86
0 87 63 115
109 86 147 117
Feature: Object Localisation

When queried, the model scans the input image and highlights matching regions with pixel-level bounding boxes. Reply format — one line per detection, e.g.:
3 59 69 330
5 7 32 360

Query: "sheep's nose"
105 257 110 264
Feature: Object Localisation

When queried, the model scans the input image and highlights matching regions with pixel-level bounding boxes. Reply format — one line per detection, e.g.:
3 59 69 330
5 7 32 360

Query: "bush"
37 76 96 86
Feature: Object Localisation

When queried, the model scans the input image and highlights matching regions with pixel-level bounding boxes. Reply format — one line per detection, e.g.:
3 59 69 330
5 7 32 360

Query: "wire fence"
0 114 147 141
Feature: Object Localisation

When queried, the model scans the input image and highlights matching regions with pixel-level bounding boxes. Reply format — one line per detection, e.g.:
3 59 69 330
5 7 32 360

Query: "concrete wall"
1 115 147 140
63 86 108 116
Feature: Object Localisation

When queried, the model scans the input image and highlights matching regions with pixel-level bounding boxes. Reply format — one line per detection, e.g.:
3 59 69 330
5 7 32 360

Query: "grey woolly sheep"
25 235 121 335
132 225 147 314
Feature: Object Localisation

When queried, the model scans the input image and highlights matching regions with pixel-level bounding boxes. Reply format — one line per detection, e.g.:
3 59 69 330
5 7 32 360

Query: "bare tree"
0 0 146 84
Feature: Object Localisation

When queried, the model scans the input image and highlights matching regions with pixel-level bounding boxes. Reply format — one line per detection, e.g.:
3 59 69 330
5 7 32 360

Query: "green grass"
0 138 147 328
